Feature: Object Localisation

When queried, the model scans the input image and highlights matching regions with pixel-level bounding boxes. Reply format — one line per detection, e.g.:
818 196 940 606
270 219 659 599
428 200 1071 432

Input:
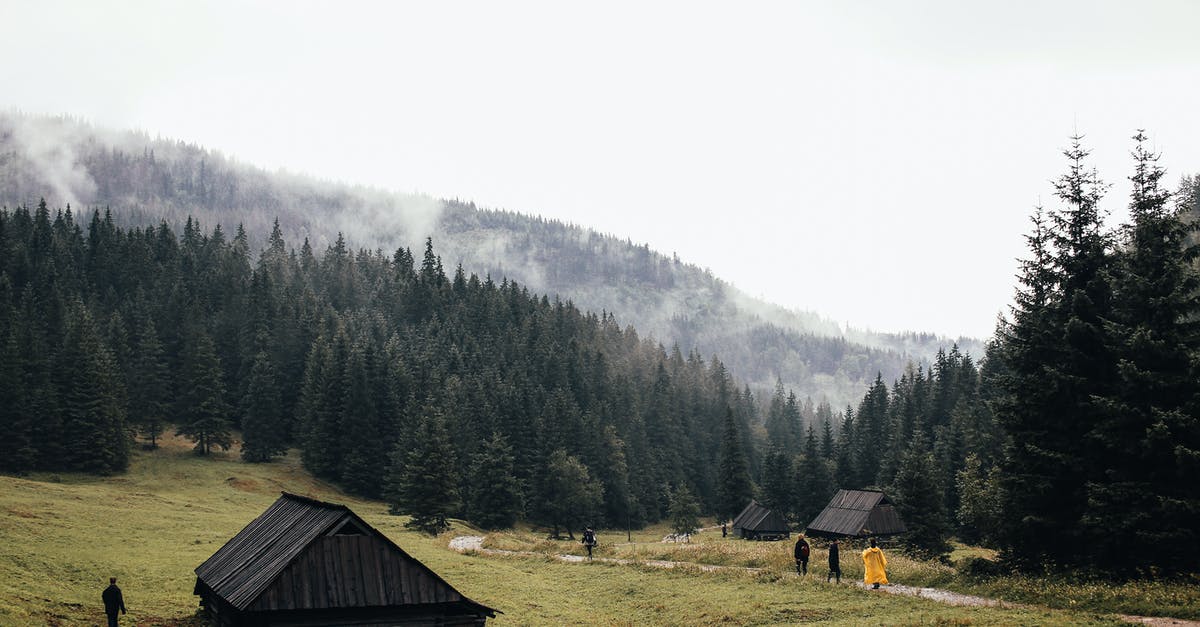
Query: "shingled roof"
194 492 496 617
732 500 789 533
804 489 907 539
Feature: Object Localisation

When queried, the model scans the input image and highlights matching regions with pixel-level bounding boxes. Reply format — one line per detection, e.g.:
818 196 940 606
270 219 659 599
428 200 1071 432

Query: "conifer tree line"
833 133 1200 577
0 208 771 531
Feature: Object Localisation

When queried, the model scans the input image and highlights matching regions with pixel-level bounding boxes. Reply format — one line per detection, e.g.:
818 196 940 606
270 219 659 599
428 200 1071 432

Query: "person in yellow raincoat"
862 537 888 589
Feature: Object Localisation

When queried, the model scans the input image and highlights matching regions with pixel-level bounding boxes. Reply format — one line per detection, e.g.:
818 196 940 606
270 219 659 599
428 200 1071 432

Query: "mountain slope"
0 113 981 406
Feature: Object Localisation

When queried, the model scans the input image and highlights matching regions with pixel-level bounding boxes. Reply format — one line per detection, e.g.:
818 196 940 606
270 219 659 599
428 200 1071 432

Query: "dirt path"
449 535 1199 626
449 535 761 573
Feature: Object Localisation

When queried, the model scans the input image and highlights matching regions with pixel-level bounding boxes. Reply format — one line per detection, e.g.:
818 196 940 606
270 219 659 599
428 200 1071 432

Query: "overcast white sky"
3 0 1198 338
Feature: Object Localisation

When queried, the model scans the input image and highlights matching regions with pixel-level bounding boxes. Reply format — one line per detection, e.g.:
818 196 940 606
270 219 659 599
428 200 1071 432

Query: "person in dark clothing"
102 577 126 627
826 538 842 583
722 522 727 538
793 533 810 575
582 527 597 560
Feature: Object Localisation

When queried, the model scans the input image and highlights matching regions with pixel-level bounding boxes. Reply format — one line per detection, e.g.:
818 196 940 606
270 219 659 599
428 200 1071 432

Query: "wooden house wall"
249 535 462 612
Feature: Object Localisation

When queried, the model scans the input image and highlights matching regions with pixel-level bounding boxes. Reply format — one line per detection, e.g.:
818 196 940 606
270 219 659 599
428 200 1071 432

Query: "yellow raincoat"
862 546 888 585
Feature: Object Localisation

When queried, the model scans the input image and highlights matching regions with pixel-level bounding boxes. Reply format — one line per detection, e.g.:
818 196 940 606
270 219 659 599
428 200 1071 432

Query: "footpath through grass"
0 436 1181 626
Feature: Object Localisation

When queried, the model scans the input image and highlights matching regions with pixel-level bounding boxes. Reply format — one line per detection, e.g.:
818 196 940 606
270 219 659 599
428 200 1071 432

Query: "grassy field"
0 435 1187 626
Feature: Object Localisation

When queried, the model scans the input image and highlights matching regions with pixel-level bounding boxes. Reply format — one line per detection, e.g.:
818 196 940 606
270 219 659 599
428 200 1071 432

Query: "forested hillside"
0 206 768 532
0 113 980 407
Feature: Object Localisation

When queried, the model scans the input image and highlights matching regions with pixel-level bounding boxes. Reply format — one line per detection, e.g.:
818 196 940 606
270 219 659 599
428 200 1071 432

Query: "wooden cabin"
193 492 498 626
804 489 907 539
731 500 790 540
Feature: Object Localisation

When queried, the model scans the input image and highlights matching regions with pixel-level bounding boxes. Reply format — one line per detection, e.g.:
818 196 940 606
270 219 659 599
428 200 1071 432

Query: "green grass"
0 436 1177 625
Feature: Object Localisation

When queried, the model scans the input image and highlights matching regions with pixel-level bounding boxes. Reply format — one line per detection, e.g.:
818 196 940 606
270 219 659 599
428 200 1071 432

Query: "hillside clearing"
0 439 1185 626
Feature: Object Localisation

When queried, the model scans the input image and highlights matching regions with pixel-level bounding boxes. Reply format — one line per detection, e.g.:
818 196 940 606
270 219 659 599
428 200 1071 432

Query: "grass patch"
0 435 1170 626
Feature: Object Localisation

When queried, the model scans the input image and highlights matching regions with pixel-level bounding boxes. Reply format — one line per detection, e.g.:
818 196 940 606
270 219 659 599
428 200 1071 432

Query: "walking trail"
448 535 1199 627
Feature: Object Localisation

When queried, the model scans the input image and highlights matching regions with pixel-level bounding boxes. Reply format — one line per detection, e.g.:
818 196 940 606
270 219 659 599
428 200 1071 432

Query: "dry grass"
0 437 1156 626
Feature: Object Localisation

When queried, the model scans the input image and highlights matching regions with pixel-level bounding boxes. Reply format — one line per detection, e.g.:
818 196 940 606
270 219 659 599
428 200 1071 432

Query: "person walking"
793 533 810 576
862 538 888 589
582 527 598 560
826 538 842 583
102 577 126 627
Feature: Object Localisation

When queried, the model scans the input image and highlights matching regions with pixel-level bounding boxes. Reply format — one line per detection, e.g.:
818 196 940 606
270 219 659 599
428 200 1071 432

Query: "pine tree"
892 445 950 560
668 484 701 542
1084 132 1200 575
465 432 524 529
536 449 603 539
58 303 129 473
129 318 170 448
338 337 386 496
385 410 460 535
240 350 286 462
717 407 753 522
760 448 794 521
175 329 232 455
994 136 1114 570
794 425 836 527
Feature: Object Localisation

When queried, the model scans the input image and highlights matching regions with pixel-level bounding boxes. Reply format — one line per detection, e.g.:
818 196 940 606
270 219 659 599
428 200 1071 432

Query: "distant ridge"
0 112 982 406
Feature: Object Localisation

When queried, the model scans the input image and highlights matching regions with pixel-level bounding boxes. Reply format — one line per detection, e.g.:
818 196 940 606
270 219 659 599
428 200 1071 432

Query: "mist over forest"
0 113 980 408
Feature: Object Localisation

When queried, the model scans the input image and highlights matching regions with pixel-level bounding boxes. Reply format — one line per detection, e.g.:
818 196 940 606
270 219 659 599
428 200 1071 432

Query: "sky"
2 0 1198 339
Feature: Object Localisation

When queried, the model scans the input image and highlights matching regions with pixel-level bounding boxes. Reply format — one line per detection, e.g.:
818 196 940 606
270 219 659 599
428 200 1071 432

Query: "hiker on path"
827 538 841 583
582 527 598 560
862 538 888 589
102 577 126 627
722 522 727 538
794 533 810 575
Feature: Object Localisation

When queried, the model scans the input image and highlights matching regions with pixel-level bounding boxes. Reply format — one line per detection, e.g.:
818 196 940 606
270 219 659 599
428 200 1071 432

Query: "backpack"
799 541 810 558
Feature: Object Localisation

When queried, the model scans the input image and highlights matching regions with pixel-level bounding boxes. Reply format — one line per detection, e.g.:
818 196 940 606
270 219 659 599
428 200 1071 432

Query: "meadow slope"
0 435 1152 626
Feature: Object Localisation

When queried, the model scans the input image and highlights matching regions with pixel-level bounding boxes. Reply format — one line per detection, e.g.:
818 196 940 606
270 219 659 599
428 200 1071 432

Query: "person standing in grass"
582 526 598 560
862 538 888 589
794 533 810 575
826 538 841 583
102 577 126 627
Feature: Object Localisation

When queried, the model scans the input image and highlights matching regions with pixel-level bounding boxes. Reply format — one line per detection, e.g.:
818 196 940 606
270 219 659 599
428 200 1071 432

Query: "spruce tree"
465 432 524 529
385 410 461 535
1085 132 1200 575
175 329 232 455
759 448 795 521
58 303 129 473
717 407 753 522
240 350 286 462
892 445 950 560
668 484 701 542
129 318 170 448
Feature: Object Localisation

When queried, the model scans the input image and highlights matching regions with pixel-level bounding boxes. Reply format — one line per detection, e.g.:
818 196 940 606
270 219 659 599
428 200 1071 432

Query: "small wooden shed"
804 489 907 539
731 500 791 540
193 492 497 626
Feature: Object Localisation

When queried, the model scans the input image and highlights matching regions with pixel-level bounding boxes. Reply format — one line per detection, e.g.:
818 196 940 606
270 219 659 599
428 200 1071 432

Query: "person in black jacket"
102 577 126 627
826 538 842 583
794 533 810 575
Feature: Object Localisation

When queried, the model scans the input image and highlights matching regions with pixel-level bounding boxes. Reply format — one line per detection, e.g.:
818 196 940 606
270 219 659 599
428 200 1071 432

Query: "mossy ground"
0 434 1187 625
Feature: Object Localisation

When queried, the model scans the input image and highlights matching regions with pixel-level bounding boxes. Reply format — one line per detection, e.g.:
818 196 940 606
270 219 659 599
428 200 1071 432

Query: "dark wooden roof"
194 492 496 616
731 500 789 532
805 489 907 538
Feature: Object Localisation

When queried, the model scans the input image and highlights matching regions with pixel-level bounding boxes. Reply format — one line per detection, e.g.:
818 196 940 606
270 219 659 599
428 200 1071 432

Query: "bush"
958 556 1005 579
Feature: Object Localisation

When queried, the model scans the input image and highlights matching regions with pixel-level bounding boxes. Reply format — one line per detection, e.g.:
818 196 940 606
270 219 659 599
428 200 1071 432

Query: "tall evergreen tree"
58 303 129 473
668 484 702 542
717 407 753 522
464 432 524 529
129 318 170 448
1085 132 1200 575
240 350 286 462
175 329 232 455
385 410 460 535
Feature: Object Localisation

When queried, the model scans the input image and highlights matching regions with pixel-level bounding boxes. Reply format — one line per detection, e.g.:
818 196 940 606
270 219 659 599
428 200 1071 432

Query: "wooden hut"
193 492 498 626
804 489 907 539
731 500 790 540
